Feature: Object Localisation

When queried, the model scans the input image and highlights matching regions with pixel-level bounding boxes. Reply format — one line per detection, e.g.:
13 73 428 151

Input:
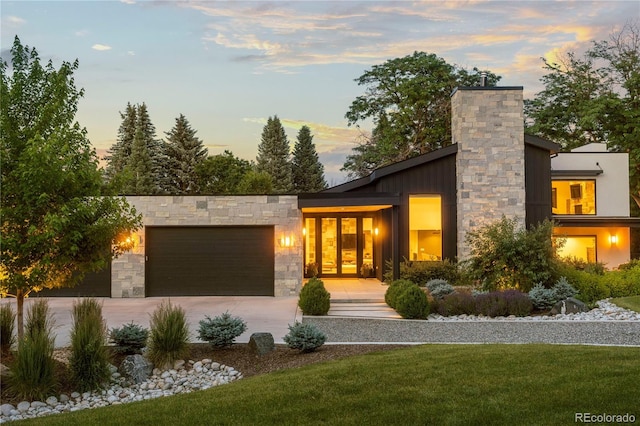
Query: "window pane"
551 181 596 215
362 218 373 270
556 236 597 263
321 218 337 274
409 195 442 261
304 218 316 268
341 218 357 274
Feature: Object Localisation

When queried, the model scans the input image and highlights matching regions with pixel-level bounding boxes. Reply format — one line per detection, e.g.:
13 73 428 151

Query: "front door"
304 216 375 277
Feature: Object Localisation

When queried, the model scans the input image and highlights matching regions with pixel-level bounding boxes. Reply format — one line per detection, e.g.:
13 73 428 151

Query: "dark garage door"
146 226 275 296
37 266 112 297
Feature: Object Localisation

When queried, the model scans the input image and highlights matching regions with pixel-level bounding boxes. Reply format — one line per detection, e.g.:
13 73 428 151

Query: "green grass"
611 295 640 313
21 344 640 426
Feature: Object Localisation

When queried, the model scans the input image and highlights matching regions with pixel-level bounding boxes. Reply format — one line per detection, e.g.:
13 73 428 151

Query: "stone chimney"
452 86 526 260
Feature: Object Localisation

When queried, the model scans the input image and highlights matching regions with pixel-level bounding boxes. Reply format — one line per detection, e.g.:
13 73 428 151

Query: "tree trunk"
16 288 24 341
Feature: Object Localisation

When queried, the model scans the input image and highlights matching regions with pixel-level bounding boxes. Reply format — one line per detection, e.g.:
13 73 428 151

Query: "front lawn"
20 344 640 425
611 295 640 313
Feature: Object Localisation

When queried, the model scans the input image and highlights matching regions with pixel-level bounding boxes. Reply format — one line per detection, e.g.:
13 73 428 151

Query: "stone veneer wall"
111 195 302 298
452 87 526 260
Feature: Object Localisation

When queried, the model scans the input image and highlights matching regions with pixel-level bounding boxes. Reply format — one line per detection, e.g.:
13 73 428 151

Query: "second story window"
552 180 596 215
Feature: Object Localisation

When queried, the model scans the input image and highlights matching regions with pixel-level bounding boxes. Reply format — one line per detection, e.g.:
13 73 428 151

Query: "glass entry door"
304 216 375 277
340 218 357 275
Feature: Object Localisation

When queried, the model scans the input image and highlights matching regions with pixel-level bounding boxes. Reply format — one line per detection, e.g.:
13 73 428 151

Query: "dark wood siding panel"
344 153 458 266
146 226 274 296
525 144 553 228
37 267 111 297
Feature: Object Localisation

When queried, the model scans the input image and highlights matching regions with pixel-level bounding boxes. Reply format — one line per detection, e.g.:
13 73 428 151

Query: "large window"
409 195 442 261
555 236 597 263
552 180 596 215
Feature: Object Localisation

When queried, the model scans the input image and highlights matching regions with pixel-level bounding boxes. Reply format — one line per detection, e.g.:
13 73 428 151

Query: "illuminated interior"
304 218 316 268
552 180 596 215
556 236 596 263
321 218 338 274
409 195 442 261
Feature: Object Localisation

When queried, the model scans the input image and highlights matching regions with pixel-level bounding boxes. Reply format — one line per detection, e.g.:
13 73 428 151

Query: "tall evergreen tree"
104 102 136 184
121 126 155 194
164 114 208 194
291 125 326 192
136 103 169 193
256 115 293 193
105 103 167 194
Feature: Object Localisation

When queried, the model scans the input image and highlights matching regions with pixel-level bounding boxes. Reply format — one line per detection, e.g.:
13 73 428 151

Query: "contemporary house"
42 85 637 298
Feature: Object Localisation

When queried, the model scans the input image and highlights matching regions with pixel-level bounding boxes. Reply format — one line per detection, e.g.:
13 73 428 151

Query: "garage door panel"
146 226 274 296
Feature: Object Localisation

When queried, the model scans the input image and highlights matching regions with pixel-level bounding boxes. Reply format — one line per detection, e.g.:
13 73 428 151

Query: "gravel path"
303 317 640 346
304 300 640 346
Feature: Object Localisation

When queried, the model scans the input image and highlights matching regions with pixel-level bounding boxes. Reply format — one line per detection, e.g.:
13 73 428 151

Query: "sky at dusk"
2 1 638 185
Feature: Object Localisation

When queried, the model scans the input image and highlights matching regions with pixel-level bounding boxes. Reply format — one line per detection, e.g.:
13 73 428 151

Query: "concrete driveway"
1 296 301 348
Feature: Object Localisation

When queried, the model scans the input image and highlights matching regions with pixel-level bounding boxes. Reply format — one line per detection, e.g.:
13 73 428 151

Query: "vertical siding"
345 153 458 278
525 144 553 227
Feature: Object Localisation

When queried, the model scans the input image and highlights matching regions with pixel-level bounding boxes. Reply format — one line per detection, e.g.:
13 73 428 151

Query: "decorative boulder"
119 354 153 384
549 297 589 315
248 332 275 356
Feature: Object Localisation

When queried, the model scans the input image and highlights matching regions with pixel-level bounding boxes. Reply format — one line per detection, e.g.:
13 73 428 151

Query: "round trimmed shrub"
197 312 247 348
425 279 455 299
298 278 331 315
384 279 416 309
284 322 326 353
109 322 149 355
395 285 430 319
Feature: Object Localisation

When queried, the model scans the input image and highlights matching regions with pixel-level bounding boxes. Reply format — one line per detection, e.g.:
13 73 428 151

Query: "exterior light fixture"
116 232 136 251
609 234 618 246
279 235 294 248
374 227 379 236
302 227 306 236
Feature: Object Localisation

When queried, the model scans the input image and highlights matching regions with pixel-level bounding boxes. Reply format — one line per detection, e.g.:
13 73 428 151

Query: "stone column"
452 87 526 260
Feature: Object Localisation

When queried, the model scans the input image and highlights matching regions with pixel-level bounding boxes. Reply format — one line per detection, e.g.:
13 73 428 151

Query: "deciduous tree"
196 150 252 194
0 36 142 338
343 51 500 177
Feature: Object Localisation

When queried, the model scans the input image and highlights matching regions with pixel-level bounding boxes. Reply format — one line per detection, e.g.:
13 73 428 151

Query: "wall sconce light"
279 235 294 248
609 234 618 246
374 227 379 236
302 227 306 236
116 232 136 251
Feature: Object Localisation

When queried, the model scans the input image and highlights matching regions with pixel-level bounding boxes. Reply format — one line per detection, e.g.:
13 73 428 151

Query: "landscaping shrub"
70 298 111 391
283 321 326 353
556 263 610 305
425 279 454 299
552 277 578 301
528 283 556 310
1 303 16 354
395 285 430 319
197 312 247 348
600 265 640 298
7 301 56 401
147 300 190 368
433 292 476 316
384 279 417 309
465 217 557 292
384 258 461 285
475 292 509 317
298 278 331 315
109 322 149 355
25 298 54 338
501 290 534 317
